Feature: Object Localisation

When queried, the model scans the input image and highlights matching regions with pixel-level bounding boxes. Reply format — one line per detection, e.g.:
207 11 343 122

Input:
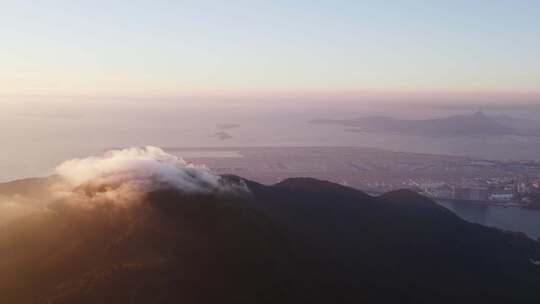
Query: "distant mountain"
1 176 539 303
494 114 540 136
216 123 240 130
211 131 233 140
311 111 517 137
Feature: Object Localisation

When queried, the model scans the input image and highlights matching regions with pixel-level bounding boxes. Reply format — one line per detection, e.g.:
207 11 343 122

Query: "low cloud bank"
53 146 246 207
0 146 247 227
56 146 223 193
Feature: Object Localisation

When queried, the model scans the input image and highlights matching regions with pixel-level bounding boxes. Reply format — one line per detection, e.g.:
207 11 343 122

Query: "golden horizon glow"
1 1 539 99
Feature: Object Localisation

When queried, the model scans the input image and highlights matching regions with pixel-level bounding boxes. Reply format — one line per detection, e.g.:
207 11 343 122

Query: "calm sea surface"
437 200 540 240
2 102 540 181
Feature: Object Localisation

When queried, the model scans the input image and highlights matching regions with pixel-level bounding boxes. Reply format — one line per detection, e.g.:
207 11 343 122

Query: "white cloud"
53 146 246 208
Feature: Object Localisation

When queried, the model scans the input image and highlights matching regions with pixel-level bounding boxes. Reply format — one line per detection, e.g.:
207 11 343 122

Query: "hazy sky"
1 0 539 98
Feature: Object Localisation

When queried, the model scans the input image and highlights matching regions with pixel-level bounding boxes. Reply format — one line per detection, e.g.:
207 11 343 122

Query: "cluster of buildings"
179 146 540 209
418 177 540 206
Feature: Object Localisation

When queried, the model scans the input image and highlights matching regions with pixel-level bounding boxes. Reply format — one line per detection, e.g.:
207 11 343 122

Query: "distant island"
216 123 240 130
211 131 233 140
211 123 240 140
311 111 518 137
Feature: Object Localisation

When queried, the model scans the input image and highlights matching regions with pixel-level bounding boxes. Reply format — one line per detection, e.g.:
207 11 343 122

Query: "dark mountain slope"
0 190 303 304
246 178 540 303
0 176 539 303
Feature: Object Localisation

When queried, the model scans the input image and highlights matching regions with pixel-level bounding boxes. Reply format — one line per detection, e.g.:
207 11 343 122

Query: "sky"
1 0 539 99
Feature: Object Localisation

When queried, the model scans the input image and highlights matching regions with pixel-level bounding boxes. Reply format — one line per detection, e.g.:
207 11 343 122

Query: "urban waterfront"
175 146 540 240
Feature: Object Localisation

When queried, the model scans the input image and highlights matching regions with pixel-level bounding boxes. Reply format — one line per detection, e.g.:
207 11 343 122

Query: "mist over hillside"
1 147 539 303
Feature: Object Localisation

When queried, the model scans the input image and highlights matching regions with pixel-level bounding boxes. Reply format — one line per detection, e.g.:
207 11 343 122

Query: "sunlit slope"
0 176 539 303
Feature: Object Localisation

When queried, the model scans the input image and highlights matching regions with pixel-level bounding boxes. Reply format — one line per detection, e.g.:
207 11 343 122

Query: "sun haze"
1 1 539 99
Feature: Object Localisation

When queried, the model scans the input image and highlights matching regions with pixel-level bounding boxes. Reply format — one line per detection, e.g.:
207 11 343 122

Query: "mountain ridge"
310 111 518 137
0 175 539 303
